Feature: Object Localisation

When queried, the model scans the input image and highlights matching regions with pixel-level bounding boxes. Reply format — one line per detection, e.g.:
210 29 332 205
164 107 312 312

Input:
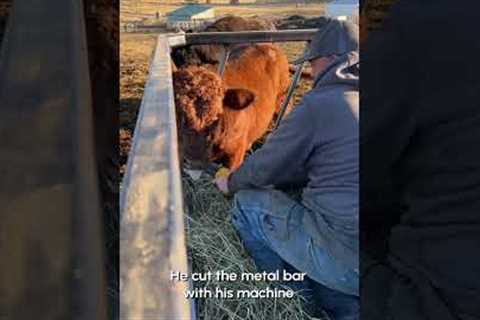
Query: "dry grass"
119 33 157 174
183 174 324 320
121 2 325 23
277 42 313 105
120 32 317 319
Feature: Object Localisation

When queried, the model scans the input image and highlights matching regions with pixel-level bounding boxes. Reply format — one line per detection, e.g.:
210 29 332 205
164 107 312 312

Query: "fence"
120 29 318 320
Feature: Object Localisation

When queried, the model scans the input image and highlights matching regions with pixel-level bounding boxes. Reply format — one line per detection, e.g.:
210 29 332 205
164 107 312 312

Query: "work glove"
214 167 231 195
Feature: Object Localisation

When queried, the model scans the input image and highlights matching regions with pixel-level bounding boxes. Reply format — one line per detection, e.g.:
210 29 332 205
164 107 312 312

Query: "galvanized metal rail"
121 29 319 320
120 35 191 320
168 29 318 47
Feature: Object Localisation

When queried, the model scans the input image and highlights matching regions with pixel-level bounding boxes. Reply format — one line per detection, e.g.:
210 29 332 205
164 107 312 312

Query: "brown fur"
196 16 276 64
173 66 224 132
202 15 276 32
174 44 290 170
171 16 276 68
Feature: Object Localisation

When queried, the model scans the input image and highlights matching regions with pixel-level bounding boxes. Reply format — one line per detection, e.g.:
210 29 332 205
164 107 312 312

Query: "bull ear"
223 88 255 110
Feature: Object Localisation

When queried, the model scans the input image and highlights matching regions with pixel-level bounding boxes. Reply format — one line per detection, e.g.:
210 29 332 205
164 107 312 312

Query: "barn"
166 5 215 30
325 0 359 21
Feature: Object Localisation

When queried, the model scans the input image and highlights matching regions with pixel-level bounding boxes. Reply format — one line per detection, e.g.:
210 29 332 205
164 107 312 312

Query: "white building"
166 5 215 31
325 0 359 21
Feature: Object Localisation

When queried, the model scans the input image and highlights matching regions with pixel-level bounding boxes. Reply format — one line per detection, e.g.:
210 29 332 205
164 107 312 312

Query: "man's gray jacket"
228 52 359 270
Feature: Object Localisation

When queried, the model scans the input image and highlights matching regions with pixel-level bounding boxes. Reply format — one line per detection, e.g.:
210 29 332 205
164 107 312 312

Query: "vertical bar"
217 45 231 77
275 62 305 129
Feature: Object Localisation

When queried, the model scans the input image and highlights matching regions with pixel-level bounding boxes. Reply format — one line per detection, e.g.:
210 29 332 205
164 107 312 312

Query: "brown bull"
173 43 290 170
171 15 275 68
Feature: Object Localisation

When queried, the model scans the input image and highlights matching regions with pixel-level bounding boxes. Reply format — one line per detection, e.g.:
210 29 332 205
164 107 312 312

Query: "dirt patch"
121 2 326 24
119 33 157 174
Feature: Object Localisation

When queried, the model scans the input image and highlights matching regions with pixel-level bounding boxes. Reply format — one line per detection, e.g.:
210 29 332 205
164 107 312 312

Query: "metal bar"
120 35 192 320
275 62 305 129
185 29 318 44
166 29 318 47
0 0 105 319
217 46 231 77
168 34 187 48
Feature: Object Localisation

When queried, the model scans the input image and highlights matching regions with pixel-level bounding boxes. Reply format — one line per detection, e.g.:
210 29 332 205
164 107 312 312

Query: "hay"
182 173 326 320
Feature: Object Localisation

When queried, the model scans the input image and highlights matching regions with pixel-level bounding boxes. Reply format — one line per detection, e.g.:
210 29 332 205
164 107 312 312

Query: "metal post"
217 45 231 77
274 62 305 129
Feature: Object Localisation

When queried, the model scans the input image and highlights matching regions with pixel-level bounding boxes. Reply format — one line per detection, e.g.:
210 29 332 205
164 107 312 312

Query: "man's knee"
233 189 255 208
232 189 262 226
234 189 268 206
233 188 288 209
232 189 279 238
233 189 269 214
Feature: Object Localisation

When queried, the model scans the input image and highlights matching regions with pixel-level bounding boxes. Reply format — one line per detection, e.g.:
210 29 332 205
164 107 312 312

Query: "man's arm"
228 97 315 193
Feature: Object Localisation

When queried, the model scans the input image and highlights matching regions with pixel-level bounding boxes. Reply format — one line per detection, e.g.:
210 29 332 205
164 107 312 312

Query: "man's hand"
214 168 231 195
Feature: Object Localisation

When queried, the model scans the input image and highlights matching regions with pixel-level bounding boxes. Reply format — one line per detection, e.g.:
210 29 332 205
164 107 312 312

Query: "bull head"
173 66 255 171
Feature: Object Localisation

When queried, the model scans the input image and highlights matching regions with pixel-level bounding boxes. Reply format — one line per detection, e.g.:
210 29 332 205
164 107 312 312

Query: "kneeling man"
215 19 359 320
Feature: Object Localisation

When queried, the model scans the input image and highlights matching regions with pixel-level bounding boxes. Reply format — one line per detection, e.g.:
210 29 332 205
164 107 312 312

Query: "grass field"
121 1 325 23
120 18 319 318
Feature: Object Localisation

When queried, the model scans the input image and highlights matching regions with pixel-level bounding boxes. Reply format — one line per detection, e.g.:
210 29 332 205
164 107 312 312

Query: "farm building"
325 0 359 20
166 5 215 30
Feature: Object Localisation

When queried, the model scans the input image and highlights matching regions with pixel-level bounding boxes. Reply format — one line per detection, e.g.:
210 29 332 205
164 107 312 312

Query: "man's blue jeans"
232 189 359 320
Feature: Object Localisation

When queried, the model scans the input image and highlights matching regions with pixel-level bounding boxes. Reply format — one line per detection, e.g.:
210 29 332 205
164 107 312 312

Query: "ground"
120 1 326 24
120 33 156 175
120 9 321 318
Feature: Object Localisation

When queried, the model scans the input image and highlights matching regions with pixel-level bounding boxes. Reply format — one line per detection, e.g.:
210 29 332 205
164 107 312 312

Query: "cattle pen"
120 29 320 320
